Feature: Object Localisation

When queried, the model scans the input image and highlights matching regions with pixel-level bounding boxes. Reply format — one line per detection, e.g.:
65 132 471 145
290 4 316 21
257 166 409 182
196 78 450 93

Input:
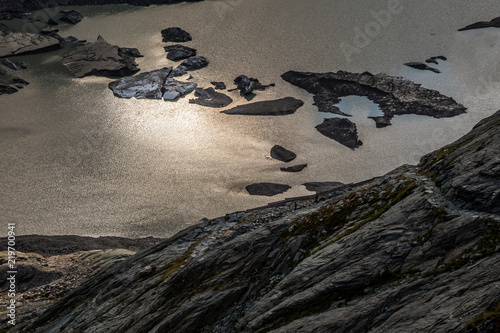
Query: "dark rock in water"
12 77 29 85
47 18 58 26
0 84 18 95
221 97 304 116
189 87 232 108
280 164 307 172
368 116 392 128
2 58 18 70
15 61 27 69
161 27 192 42
59 10 84 25
425 56 447 65
404 62 440 74
281 71 466 126
211 81 226 90
164 44 197 61
316 118 363 149
303 181 344 193
271 145 296 162
458 16 500 31
231 75 275 95
245 183 291 196
62 36 141 78
108 67 197 101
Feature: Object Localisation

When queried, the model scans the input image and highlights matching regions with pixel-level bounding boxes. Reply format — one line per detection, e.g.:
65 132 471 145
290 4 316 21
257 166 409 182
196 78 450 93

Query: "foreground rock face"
0 23 61 57
316 117 363 149
62 36 141 78
17 111 500 333
222 97 304 116
281 70 466 125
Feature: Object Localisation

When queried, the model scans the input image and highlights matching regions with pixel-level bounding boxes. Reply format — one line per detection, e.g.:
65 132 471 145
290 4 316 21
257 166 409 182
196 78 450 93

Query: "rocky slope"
11 110 499 332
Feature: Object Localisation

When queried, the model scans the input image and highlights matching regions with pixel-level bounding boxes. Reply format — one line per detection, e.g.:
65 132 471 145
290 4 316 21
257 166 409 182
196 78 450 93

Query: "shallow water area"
1 0 500 237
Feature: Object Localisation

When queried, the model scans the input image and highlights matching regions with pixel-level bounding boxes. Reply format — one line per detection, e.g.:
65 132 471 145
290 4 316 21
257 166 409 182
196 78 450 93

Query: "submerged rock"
161 27 192 42
458 16 500 31
189 87 232 108
245 183 291 196
62 36 141 78
281 70 466 126
316 118 363 149
164 44 197 61
221 97 304 116
280 164 307 172
404 62 440 73
59 10 83 25
108 67 196 101
271 145 296 162
0 23 61 57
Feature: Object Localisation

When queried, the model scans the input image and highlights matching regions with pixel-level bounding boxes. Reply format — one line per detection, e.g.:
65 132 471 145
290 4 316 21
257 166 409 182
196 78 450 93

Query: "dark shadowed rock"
0 84 17 95
62 36 141 78
13 77 29 85
108 67 197 101
15 61 27 69
271 145 296 162
281 70 466 126
0 23 61 58
231 75 275 95
404 62 440 73
280 164 307 172
161 27 192 42
425 56 447 64
59 10 84 24
303 181 344 193
458 16 500 31
47 18 58 26
369 116 392 128
189 87 232 108
211 81 226 90
221 97 304 116
245 183 291 196
0 67 6 75
164 44 197 60
316 118 363 149
2 58 17 70
179 56 208 70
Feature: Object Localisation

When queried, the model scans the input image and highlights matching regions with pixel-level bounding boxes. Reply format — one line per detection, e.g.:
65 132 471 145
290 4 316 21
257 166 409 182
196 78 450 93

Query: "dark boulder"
315 118 363 149
178 55 208 70
404 62 440 74
47 18 58 26
161 27 192 42
280 164 307 172
0 84 18 95
2 58 18 70
13 77 29 85
231 75 275 95
221 97 304 116
368 116 392 128
189 87 232 108
211 81 226 90
271 145 296 162
245 183 291 196
59 10 84 25
164 44 197 61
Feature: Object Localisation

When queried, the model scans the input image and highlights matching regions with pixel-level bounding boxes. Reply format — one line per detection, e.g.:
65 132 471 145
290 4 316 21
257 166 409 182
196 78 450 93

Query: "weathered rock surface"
271 145 296 162
161 27 192 42
108 67 197 101
458 16 500 31
281 70 466 125
164 44 196 60
59 10 84 24
404 62 441 73
303 181 344 193
280 164 307 172
231 75 275 95
221 97 304 116
62 36 141 78
316 117 363 149
245 182 292 196
0 23 61 57
15 110 500 333
189 87 232 108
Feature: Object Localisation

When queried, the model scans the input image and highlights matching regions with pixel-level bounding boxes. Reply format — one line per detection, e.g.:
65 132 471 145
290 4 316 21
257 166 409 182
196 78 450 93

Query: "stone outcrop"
270 145 296 162
458 16 500 31
189 87 232 108
62 36 142 78
161 27 192 42
281 70 466 125
221 97 304 116
245 182 292 196
316 117 363 149
108 67 197 101
11 110 500 333
0 23 61 58
164 44 197 60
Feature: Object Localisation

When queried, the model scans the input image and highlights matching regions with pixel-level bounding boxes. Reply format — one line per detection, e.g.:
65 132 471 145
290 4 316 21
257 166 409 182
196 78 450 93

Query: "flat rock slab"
246 183 291 196
458 16 500 31
280 164 307 172
404 62 440 74
59 10 83 25
189 87 232 108
108 67 197 101
271 145 296 162
62 36 141 78
281 70 466 124
164 44 197 61
221 97 304 116
316 118 363 149
0 23 61 57
303 181 344 193
161 27 192 42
